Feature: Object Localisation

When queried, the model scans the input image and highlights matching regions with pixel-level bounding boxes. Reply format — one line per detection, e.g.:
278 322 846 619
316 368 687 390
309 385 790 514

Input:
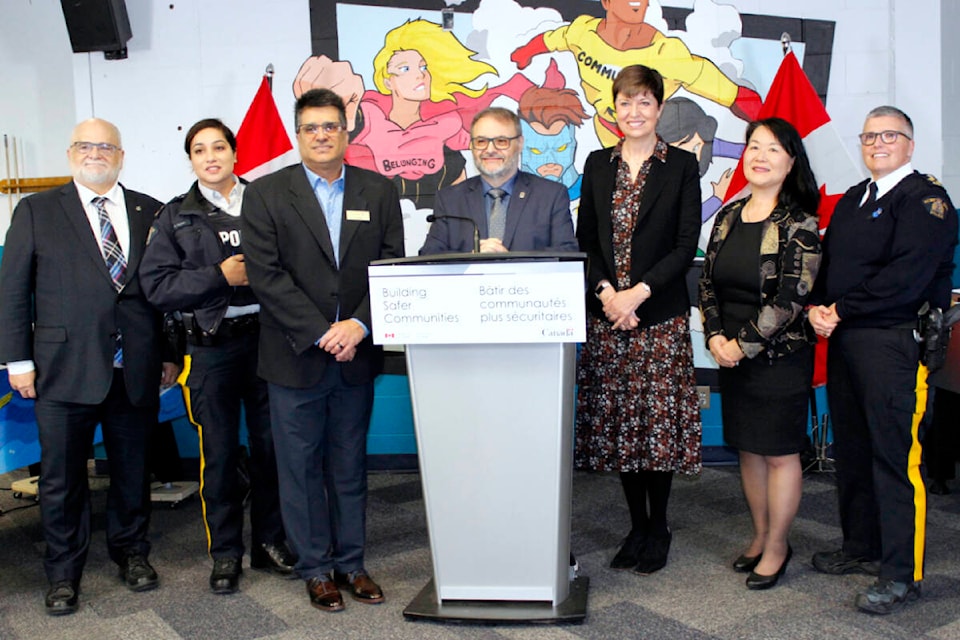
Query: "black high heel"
746 545 792 590
733 553 762 573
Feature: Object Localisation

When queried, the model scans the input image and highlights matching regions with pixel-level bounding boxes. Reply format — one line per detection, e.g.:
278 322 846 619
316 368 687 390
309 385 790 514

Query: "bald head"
68 118 124 194
71 118 122 148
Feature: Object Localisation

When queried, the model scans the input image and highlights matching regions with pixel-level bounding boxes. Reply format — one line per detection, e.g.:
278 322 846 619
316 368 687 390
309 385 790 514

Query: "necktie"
488 188 506 240
864 181 879 208
93 196 126 366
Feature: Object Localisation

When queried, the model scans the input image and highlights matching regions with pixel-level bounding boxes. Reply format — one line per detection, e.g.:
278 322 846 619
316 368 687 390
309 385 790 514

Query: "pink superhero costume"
345 73 534 181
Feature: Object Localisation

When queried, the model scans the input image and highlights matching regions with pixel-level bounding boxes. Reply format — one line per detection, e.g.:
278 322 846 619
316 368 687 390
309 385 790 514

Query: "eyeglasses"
858 130 912 145
296 122 346 136
71 141 120 156
471 136 520 151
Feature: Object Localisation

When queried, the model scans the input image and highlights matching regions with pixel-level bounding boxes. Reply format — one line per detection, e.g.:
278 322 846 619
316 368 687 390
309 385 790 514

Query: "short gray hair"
471 107 521 137
865 105 914 137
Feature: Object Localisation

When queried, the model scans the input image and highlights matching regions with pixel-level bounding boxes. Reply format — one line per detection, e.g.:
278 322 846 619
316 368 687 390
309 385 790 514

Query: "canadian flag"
724 51 863 385
234 75 296 180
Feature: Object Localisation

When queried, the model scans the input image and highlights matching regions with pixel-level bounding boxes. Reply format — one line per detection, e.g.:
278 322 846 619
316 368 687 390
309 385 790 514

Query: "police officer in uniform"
140 119 295 594
809 106 958 614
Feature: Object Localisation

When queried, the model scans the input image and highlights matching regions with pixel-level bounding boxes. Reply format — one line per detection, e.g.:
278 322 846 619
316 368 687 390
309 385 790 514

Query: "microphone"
425 213 481 253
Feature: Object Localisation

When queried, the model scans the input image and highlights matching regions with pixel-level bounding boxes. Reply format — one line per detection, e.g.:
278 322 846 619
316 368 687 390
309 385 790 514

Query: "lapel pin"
135 206 142 211
519 191 526 199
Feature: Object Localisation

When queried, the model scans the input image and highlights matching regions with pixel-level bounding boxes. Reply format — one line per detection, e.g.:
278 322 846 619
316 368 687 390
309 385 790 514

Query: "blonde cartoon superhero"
296 19 531 207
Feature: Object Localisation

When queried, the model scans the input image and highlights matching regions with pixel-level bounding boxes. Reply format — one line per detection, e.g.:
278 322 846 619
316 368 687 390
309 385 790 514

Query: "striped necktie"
92 196 125 366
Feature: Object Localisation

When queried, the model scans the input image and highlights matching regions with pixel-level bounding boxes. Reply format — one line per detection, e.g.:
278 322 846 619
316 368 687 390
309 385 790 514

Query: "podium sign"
369 253 589 622
368 260 585 344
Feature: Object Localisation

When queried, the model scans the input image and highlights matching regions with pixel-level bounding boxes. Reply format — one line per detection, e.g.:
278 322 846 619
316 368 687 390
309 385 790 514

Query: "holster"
918 302 960 372
163 313 187 357
181 311 217 347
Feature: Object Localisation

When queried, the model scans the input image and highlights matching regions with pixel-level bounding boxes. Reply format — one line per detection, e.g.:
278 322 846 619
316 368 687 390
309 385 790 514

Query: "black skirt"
718 345 814 456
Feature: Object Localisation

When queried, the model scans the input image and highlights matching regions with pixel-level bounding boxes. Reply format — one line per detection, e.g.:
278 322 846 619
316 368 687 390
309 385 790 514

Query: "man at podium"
419 107 578 255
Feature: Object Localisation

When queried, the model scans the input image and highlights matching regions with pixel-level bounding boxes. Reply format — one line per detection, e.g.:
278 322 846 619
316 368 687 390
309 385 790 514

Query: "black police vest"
206 208 258 308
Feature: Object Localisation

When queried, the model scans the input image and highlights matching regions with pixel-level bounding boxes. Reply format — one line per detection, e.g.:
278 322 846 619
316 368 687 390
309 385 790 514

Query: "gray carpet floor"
1 464 959 639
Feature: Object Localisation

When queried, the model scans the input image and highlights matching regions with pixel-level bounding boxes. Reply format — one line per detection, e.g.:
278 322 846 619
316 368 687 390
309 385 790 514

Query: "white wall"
0 0 954 240
0 0 76 233
73 0 311 203
941 0 960 197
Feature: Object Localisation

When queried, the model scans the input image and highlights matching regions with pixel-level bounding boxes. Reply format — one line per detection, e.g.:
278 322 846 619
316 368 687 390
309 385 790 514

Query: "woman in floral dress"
575 64 702 575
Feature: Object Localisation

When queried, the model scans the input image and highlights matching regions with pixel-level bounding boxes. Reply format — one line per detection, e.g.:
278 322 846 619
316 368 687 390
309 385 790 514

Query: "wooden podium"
368 252 588 622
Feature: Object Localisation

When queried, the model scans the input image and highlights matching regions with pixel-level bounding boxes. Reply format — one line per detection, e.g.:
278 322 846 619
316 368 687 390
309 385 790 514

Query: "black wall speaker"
59 0 132 57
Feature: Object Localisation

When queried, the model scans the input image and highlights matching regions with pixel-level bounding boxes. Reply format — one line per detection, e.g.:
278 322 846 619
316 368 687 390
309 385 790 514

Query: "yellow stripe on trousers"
908 363 929 582
177 355 214 555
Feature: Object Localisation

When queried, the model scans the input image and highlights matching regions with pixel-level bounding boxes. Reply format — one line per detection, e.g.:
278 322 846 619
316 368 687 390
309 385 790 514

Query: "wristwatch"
594 281 612 297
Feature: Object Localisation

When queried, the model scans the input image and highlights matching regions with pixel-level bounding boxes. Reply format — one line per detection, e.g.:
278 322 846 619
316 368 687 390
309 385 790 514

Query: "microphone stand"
425 213 480 253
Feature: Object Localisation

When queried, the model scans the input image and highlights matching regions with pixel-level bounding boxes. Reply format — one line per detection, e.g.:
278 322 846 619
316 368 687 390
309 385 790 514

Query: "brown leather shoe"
333 570 384 604
306 576 344 612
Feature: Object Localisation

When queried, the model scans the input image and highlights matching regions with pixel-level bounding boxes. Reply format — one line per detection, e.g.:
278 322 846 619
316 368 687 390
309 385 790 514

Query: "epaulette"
152 192 187 219
924 174 944 188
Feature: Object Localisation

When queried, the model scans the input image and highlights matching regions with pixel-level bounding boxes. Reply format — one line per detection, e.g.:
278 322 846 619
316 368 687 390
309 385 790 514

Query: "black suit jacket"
241 164 404 389
419 171 578 254
576 145 701 328
0 182 164 406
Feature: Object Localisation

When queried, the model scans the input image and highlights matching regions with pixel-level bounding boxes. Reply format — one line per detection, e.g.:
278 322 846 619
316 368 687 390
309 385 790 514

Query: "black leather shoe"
733 553 762 573
210 557 242 595
118 554 159 592
251 542 296 576
746 545 792 590
811 548 879 576
610 530 647 569
635 529 672 575
44 580 79 616
306 576 344 612
333 570 384 604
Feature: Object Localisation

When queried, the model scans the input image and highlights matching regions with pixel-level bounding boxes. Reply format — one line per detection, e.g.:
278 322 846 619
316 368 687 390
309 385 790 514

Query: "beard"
73 161 120 188
476 152 520 183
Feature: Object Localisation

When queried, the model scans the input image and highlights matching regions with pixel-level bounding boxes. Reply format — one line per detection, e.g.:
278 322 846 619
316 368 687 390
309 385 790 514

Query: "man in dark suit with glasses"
242 89 404 613
0 119 176 615
420 107 577 255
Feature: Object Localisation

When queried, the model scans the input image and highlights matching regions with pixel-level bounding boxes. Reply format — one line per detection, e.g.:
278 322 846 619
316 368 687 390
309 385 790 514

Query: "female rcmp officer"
140 118 295 594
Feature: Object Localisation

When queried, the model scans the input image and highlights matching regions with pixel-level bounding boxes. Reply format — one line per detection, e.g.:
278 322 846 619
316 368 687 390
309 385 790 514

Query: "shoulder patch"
924 197 949 219
926 174 944 188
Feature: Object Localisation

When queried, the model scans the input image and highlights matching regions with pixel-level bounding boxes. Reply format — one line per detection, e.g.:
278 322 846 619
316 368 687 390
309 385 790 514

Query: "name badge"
346 210 371 222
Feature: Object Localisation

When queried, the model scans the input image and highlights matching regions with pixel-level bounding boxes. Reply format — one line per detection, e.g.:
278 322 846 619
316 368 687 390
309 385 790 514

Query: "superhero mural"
300 0 836 370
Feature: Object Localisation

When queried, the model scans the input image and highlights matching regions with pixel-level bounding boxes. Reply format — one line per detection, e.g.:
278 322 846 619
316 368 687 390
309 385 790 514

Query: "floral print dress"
574 140 702 474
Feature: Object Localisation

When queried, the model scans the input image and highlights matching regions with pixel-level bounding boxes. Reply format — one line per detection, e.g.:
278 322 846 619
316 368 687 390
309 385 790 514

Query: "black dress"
713 218 812 456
